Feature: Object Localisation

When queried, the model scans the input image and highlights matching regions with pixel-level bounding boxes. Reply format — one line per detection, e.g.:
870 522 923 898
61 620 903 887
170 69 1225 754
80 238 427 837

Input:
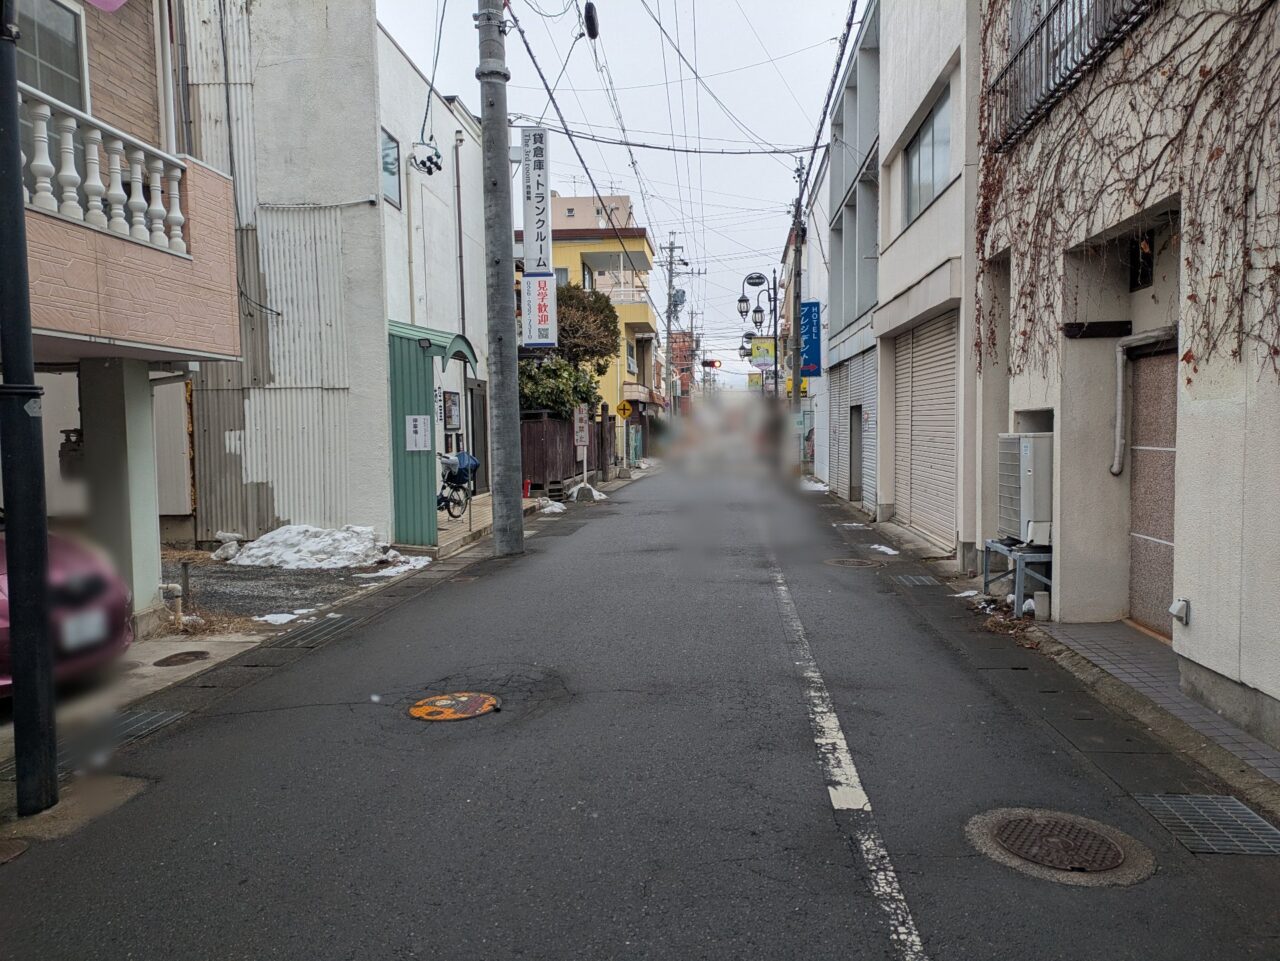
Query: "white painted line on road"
766 552 929 961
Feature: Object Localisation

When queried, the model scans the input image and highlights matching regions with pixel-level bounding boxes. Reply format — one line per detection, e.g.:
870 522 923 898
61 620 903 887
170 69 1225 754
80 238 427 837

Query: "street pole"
0 1 58 816
770 269 779 401
790 200 804 415
475 0 523 556
663 233 681 422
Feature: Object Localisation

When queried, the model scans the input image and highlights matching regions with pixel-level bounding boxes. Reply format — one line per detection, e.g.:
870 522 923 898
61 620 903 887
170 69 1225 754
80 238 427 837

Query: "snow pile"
537 497 566 515
209 530 245 561
230 525 398 570
568 482 608 502
832 522 867 529
352 557 432 579
951 590 979 598
636 457 660 470
869 544 900 555
800 478 829 493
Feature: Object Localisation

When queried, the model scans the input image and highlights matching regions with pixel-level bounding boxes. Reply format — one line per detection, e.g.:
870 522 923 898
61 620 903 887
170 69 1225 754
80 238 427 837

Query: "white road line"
766 554 929 961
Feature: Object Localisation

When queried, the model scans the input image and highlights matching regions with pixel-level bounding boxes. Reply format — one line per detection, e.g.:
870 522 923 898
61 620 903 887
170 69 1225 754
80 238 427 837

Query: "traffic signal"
700 359 722 369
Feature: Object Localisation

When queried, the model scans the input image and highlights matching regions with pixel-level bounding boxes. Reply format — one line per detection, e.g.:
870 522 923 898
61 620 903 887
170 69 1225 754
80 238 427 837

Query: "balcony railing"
987 0 1157 151
18 82 188 253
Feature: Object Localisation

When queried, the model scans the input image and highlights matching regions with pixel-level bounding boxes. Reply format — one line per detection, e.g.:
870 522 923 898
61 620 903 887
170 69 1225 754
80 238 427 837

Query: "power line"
508 117 815 155
507 38 835 92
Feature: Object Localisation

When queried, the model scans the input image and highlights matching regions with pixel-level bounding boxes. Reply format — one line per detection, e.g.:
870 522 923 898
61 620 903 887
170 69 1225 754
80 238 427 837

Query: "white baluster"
127 148 148 241
53 112 82 219
82 126 107 228
146 157 168 247
105 138 128 234
18 92 28 203
164 164 186 253
28 102 57 212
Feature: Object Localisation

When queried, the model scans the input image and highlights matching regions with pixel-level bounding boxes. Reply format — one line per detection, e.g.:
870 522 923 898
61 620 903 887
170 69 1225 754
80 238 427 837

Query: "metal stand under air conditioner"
983 539 1052 612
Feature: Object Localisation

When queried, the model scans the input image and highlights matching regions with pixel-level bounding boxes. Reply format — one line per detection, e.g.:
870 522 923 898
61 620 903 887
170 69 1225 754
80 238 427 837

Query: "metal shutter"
894 334 913 524
894 314 958 548
830 362 850 501
853 349 877 509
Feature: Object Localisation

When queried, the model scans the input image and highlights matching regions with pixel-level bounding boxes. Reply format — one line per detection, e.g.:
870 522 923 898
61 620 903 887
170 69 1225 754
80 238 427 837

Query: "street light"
736 269 780 398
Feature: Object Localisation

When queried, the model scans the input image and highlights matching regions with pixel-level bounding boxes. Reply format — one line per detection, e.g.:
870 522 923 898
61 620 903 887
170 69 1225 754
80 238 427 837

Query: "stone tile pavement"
1043 621 1280 783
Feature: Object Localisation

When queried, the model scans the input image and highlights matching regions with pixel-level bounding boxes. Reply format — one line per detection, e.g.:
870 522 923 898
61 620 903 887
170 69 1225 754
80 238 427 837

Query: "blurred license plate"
61 608 108 651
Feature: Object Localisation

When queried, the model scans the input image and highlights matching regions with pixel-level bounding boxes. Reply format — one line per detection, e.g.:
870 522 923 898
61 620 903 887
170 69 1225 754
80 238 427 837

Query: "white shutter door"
894 333 913 524
830 363 850 501
855 349 877 508
905 314 958 547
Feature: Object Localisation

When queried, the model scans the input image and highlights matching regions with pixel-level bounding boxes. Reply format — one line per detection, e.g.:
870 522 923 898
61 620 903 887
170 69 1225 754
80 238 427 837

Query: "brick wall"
27 160 240 359
85 0 162 146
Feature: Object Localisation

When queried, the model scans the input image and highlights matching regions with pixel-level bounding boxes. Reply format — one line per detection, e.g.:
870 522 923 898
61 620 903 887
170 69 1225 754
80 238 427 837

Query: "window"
1129 230 1155 291
565 207 575 218
626 340 637 375
381 129 401 208
16 0 86 110
903 86 950 224
554 267 569 286
581 262 593 289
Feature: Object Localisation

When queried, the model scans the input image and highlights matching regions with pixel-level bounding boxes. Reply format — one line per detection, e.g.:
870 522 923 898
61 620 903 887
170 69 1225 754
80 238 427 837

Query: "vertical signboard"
521 127 557 347
750 339 775 370
405 415 432 451
573 404 589 449
800 300 822 377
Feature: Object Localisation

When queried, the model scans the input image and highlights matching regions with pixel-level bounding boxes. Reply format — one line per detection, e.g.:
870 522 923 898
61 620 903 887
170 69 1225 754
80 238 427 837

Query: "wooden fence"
520 408 616 492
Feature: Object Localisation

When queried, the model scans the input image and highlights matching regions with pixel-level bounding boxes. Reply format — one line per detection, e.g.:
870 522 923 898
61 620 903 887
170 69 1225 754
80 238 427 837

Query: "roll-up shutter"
893 314 958 548
853 349 877 509
830 361 851 501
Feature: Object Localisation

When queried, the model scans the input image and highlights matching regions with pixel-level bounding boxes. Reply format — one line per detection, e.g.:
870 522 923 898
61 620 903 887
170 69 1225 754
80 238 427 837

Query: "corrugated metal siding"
830 361 850 501
853 349 877 509
894 336 912 524
388 335 436 546
894 314 958 549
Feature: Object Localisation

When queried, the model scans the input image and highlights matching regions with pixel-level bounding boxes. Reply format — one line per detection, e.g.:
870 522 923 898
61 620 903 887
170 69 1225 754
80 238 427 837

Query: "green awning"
387 321 479 374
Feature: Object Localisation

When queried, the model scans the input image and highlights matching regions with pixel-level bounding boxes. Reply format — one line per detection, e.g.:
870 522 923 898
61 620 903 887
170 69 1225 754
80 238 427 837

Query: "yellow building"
518 193 666 459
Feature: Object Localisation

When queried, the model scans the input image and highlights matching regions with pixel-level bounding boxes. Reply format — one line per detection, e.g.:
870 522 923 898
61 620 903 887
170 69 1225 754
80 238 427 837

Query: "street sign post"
574 404 589 489
616 400 633 420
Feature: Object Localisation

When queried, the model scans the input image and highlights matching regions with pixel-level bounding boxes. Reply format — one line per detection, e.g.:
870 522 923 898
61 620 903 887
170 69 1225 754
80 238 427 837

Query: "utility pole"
662 233 682 420
0 0 58 816
475 0 523 556
789 163 805 416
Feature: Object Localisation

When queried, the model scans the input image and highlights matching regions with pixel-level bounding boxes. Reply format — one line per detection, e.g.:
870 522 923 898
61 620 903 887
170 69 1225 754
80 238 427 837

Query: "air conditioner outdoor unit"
998 432 1053 544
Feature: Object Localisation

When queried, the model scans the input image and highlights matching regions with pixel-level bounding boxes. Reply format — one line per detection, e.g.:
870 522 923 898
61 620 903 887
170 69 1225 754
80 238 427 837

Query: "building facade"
16 0 239 629
978 0 1280 741
181 1 486 548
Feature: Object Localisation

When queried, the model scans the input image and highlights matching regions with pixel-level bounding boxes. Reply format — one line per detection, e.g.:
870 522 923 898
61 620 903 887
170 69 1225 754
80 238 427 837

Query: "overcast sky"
375 0 850 385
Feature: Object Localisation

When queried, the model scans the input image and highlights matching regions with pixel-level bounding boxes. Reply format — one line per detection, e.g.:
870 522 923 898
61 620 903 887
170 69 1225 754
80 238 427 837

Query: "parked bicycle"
437 451 481 519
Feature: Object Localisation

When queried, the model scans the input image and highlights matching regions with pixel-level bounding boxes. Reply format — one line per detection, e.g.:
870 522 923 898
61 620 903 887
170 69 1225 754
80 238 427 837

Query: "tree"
519 284 621 417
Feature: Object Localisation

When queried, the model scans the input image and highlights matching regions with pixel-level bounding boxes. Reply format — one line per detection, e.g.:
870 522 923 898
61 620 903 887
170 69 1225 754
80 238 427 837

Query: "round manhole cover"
824 557 880 569
408 691 501 722
994 815 1125 872
153 650 210 667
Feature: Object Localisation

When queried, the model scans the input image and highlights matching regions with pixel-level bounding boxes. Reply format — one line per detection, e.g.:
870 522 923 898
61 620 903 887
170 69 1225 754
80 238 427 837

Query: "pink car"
0 530 134 697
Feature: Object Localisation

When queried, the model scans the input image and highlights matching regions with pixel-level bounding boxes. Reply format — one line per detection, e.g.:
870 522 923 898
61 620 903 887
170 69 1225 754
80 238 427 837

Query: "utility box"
998 432 1053 544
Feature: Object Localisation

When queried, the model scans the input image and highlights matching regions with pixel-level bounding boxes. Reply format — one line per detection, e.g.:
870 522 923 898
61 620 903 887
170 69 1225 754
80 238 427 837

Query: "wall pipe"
453 129 466 338
1109 325 1177 476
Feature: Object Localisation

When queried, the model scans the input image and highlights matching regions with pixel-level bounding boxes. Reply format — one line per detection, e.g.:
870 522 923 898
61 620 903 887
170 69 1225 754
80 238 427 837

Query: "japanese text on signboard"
521 127 557 347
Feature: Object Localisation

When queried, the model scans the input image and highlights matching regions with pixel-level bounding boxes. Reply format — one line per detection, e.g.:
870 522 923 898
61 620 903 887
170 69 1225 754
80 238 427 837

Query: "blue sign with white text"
800 300 821 377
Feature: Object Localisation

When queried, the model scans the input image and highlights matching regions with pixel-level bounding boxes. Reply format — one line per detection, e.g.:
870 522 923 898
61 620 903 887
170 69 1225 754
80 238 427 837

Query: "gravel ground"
161 554 380 621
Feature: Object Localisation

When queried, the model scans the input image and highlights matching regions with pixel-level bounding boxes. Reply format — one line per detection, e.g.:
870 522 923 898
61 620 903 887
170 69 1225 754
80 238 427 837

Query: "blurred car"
0 516 134 697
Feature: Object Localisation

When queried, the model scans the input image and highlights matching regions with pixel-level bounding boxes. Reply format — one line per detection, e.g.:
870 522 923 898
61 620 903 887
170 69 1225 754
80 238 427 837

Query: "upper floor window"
381 129 401 208
904 86 950 224
626 339 637 374
554 267 568 286
565 207 575 218
16 0 87 110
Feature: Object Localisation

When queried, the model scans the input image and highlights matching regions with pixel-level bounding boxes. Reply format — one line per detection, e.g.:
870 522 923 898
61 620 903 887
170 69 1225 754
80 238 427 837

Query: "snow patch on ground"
800 478 829 493
832 522 867 529
568 482 608 502
209 540 240 561
352 557 432 579
254 612 302 625
636 458 660 470
869 544 900 555
951 590 979 598
537 498 567 515
230 525 400 570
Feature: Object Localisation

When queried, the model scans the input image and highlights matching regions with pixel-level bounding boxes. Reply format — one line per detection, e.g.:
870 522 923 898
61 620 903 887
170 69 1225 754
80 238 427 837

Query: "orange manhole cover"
408 691 501 721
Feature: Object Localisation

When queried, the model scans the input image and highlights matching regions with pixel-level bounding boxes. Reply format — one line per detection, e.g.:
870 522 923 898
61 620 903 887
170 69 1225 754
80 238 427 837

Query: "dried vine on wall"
975 0 1280 381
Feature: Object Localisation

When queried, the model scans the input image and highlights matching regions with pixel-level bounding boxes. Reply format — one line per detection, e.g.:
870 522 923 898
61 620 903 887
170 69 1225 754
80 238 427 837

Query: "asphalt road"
4 438 1280 960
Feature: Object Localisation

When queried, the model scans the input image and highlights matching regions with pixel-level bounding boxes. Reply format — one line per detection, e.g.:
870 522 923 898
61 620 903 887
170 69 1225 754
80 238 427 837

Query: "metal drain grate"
824 558 880 569
1135 794 1280 854
994 815 1125 871
0 709 186 781
892 574 941 587
268 615 357 649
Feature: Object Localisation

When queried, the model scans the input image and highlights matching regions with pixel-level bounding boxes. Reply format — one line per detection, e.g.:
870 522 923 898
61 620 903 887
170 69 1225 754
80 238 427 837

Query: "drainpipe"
1110 325 1177 476
453 129 466 338
156 0 177 153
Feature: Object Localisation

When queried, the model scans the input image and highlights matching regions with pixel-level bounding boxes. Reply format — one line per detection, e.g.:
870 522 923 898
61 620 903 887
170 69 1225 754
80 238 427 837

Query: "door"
848 405 863 502
388 333 438 547
1128 351 1177 635
893 314 958 548
467 381 490 494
